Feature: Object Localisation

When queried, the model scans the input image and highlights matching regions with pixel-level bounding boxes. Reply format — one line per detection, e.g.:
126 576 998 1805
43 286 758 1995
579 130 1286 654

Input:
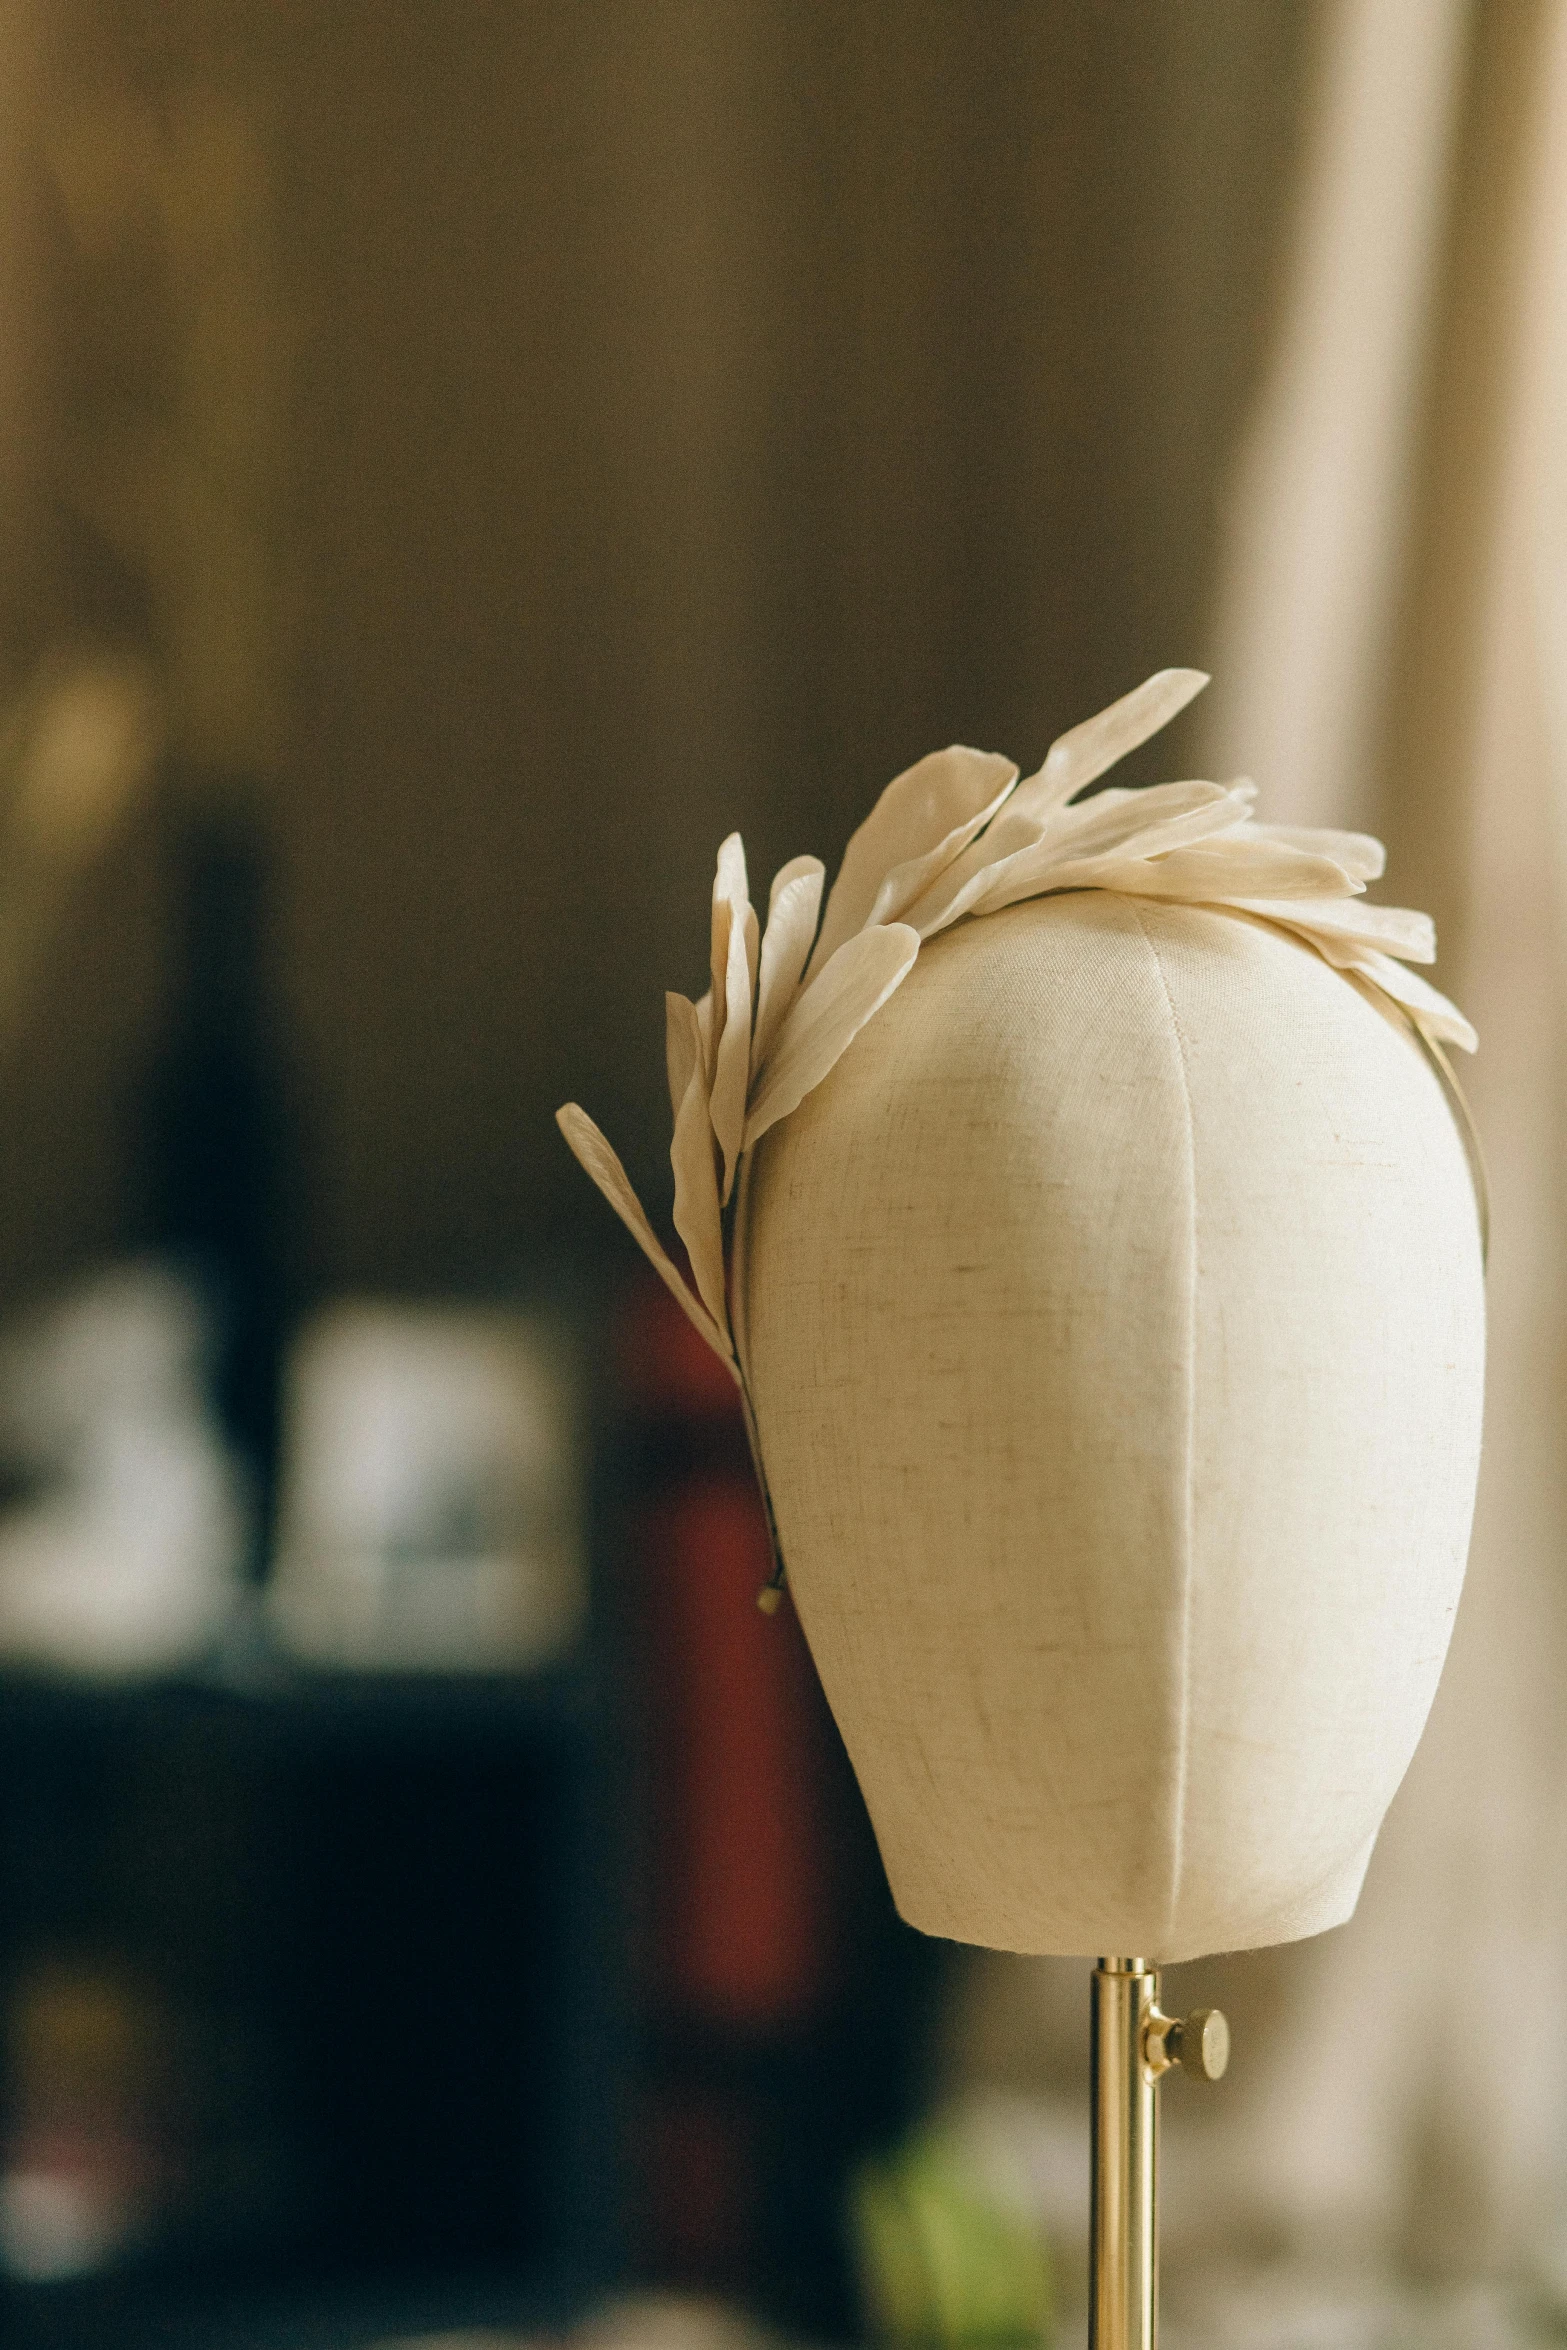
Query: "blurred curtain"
953 0 1567 2285
1193 0 1567 2275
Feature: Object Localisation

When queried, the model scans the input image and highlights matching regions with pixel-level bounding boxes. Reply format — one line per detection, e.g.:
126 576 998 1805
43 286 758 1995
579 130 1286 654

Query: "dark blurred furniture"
0 1651 624 2349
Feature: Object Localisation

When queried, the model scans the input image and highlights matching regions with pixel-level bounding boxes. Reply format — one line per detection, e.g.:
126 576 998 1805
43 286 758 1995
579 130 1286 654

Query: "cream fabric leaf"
1048 778 1256 864
1090 838 1360 904
706 908 729 1071
861 757 1020 932
666 990 701 1125
898 845 1018 939
708 835 745 1021
1247 823 1386 883
809 746 1020 976
708 834 759 1203
902 673 1215 935
903 778 1248 938
1325 945 1477 1054
769 850 824 915
744 922 920 1148
669 1033 732 1338
1011 666 1210 821
902 750 1243 946
902 803 1042 929
1237 894 1436 962
937 823 1348 930
558 672 1477 1403
754 854 825 1074
555 1103 734 1367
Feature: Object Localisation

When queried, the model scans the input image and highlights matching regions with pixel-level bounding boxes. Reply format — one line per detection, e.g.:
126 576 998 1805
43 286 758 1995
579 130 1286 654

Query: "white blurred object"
268 1301 587 1672
0 2169 123 2282
0 1261 247 1676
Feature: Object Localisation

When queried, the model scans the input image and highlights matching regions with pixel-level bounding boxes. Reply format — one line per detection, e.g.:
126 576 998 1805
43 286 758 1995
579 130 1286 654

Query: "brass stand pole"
1090 1958 1158 2350
1089 1958 1230 2350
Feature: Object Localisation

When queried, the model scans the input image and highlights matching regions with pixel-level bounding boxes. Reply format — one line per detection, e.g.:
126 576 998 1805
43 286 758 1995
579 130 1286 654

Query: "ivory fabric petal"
1089 839 1360 905
555 1103 734 1368
558 670 1478 1504
902 778 1239 938
708 834 759 1202
862 757 1020 932
904 764 1255 948
768 851 825 918
810 747 1020 975
1009 666 1210 822
708 835 748 1029
1286 935 1477 1052
1237 895 1436 962
670 1041 732 1339
1247 823 1386 883
1046 778 1256 865
918 786 1270 935
666 990 701 1124
754 855 825 1073
744 923 920 1147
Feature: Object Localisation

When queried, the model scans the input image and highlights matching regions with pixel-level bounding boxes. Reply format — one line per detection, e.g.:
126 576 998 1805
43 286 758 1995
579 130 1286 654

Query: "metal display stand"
1089 1958 1230 2350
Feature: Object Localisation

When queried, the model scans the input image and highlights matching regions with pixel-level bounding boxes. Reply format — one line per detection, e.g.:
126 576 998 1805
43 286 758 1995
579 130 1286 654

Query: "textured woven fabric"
740 891 1485 1961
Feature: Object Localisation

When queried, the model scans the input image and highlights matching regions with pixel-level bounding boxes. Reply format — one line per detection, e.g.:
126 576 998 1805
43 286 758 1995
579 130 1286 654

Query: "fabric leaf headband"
558 667 1480 1426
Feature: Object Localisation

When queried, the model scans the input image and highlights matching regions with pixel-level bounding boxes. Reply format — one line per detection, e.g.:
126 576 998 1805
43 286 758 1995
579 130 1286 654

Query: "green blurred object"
849 2124 1053 2349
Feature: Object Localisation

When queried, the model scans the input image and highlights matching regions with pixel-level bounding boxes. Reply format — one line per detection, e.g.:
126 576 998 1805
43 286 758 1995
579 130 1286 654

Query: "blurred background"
0 1 1563 2346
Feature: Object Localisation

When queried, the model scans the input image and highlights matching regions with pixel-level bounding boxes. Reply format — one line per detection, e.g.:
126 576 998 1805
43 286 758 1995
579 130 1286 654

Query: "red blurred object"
617 1275 845 2296
641 1476 829 2028
621 1275 835 2030
615 1274 741 1420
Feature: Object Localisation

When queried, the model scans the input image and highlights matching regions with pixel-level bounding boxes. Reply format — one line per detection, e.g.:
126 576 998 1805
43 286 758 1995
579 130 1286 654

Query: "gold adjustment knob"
1144 2004 1230 2082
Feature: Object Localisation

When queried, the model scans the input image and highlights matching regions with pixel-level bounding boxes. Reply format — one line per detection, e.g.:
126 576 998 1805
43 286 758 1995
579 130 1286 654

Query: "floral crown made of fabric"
558 669 1481 1601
